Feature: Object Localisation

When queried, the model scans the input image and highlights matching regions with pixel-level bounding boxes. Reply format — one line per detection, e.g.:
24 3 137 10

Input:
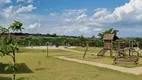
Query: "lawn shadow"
35 68 46 71
0 76 29 80
0 63 33 74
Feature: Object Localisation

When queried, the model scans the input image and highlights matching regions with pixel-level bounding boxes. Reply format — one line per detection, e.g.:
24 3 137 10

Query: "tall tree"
98 28 119 39
0 21 24 80
78 35 87 47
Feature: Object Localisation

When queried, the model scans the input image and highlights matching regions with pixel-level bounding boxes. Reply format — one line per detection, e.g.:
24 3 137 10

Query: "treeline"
16 37 103 47
16 36 142 48
10 33 79 38
9 32 142 48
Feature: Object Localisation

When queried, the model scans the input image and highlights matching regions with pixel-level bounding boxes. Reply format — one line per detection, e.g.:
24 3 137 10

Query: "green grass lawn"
0 48 142 80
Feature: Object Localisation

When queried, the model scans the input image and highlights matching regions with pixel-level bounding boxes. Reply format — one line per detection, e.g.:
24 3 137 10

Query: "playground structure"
113 40 142 64
134 47 142 56
83 33 141 64
97 34 119 57
113 48 139 64
97 34 142 56
97 34 140 64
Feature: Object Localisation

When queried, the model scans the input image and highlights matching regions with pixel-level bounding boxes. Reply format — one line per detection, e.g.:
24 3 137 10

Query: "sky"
0 0 142 37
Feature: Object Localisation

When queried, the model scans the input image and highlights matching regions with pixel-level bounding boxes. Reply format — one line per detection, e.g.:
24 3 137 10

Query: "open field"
25 46 142 67
0 48 142 80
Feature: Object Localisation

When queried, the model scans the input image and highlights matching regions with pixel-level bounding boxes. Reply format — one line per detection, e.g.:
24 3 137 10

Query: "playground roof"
103 34 119 40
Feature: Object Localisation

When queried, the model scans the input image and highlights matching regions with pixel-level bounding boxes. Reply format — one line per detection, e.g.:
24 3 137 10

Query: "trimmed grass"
67 47 142 68
0 48 142 80
21 47 142 68
0 49 142 80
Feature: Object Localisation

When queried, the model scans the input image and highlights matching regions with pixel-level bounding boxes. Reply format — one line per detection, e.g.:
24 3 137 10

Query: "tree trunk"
47 42 48 57
83 43 89 58
12 50 16 80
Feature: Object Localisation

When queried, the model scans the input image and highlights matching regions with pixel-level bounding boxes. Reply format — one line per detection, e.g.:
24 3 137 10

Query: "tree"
98 28 119 39
0 21 24 80
91 35 95 39
78 35 87 47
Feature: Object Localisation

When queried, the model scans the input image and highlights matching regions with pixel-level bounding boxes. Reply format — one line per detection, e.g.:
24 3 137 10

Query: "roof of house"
103 34 119 40
0 34 32 39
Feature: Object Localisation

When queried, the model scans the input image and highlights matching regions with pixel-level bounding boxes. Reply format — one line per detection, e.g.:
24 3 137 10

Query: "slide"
134 47 142 54
97 49 107 56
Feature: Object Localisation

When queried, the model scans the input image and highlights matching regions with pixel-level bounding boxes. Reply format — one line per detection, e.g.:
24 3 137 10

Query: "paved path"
56 56 142 75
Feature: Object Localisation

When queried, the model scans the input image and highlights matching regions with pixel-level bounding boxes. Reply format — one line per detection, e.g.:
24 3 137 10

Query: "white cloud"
58 0 142 36
16 5 36 14
92 8 110 20
1 5 36 18
94 8 106 12
1 6 15 18
0 0 12 3
93 28 102 31
79 27 89 32
17 0 24 2
96 0 142 23
63 9 87 17
50 13 58 16
29 23 41 29
1 0 142 37
0 0 11 8
76 14 88 23
17 0 33 3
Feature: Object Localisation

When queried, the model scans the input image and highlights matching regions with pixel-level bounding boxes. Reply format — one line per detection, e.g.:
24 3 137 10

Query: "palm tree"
9 20 24 32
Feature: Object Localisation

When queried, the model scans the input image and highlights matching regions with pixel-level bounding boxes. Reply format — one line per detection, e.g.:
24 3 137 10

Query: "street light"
46 42 49 57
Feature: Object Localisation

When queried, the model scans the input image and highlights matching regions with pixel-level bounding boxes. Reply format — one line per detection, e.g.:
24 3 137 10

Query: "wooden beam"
83 42 89 58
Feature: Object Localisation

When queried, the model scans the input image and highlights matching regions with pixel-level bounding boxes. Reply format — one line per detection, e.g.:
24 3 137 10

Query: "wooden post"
83 42 89 58
137 42 139 48
110 49 112 57
47 42 49 57
129 40 131 56
132 41 134 56
29 41 31 47
118 40 120 49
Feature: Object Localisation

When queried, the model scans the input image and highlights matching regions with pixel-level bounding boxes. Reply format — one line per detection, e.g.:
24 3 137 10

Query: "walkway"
56 56 142 75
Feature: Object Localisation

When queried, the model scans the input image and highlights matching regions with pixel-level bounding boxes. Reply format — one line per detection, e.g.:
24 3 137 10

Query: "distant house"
0 33 32 39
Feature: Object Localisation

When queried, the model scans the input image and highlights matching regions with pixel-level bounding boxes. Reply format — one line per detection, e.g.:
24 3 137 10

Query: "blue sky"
36 0 129 14
0 0 142 37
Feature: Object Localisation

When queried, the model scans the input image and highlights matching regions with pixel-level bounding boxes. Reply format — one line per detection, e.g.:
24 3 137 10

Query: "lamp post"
46 42 49 57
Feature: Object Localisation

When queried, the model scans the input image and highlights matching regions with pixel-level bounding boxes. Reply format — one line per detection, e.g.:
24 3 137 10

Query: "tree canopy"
0 21 24 80
98 28 119 39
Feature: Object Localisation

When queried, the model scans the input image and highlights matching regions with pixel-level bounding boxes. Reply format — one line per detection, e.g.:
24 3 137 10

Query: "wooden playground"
83 34 142 65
